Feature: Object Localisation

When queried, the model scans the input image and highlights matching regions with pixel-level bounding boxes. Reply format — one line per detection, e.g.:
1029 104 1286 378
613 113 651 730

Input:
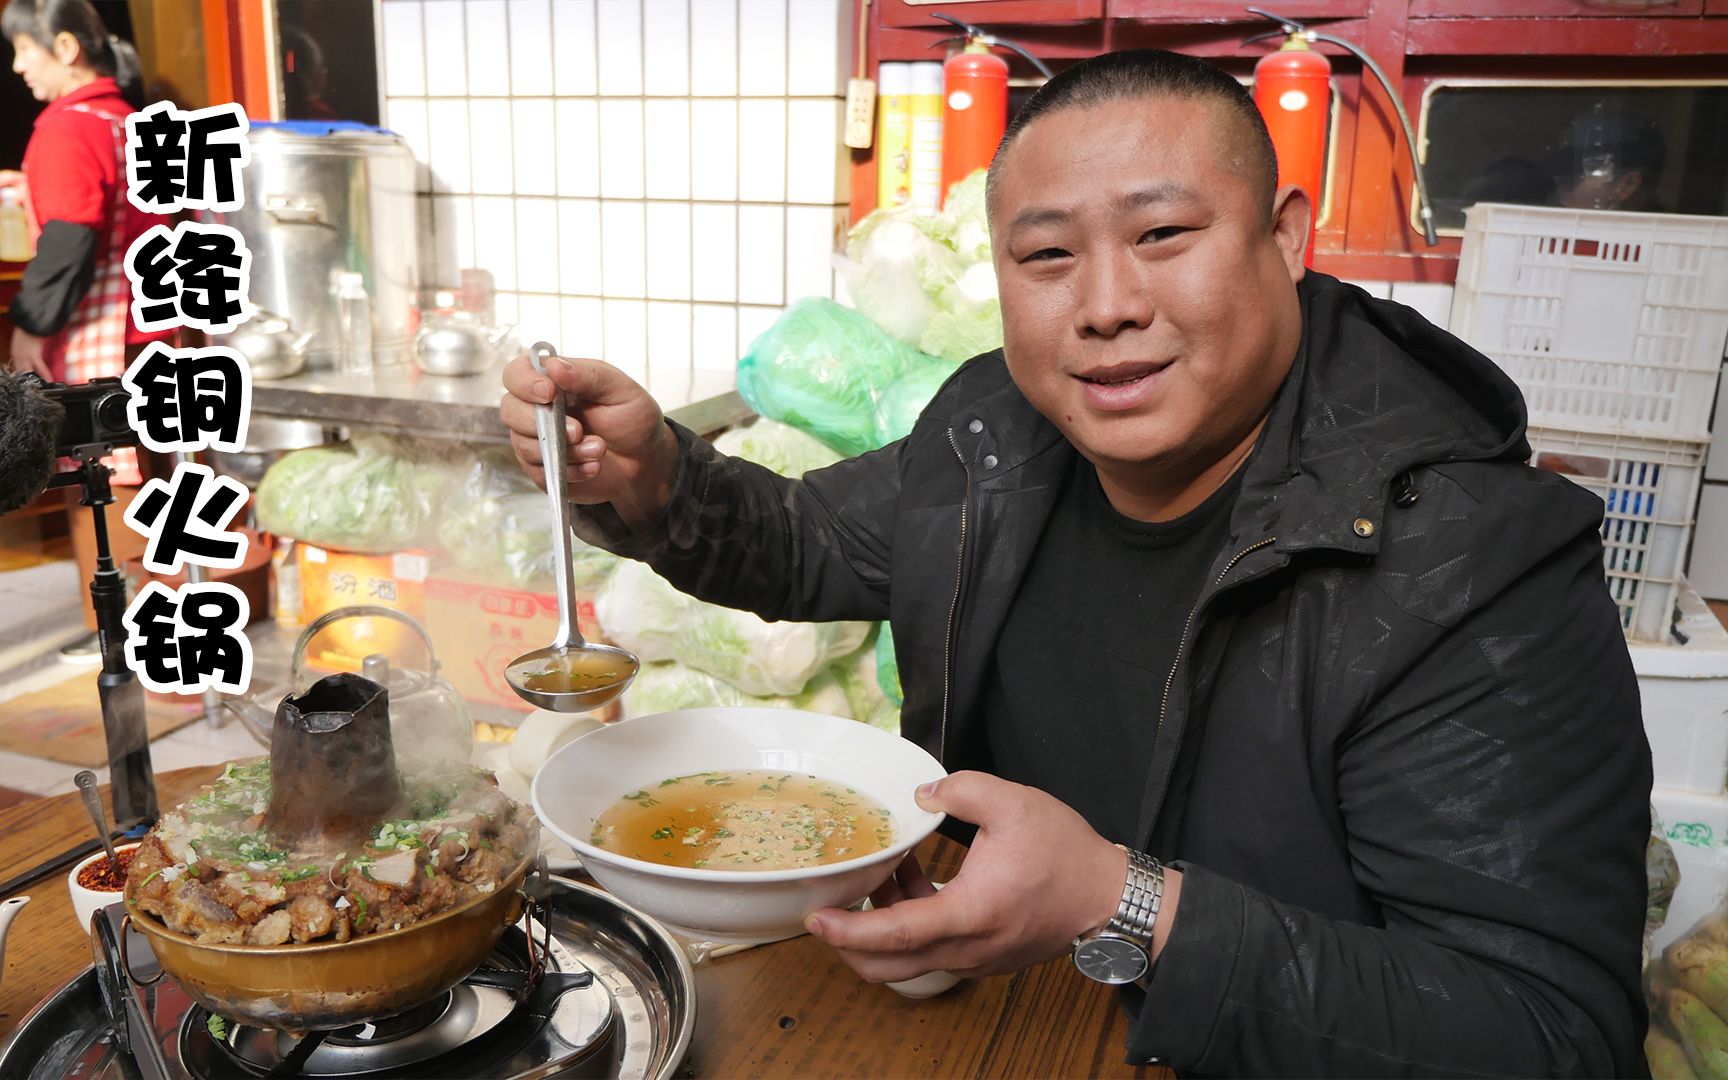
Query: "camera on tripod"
35 375 140 463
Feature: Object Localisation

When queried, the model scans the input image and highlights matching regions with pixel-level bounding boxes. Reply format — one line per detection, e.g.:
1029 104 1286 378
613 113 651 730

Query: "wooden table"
0 767 1166 1078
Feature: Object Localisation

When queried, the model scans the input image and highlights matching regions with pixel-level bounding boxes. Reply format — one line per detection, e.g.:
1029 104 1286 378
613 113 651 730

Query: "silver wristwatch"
1072 846 1164 985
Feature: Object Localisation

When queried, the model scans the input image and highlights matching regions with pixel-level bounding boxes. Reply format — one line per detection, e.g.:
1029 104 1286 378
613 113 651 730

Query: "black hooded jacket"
576 272 1652 1076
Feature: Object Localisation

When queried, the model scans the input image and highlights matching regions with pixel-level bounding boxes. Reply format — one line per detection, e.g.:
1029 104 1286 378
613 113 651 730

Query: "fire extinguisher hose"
1305 30 1438 247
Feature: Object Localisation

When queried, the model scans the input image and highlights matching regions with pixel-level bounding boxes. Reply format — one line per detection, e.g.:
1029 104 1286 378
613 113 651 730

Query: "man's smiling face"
989 93 1307 492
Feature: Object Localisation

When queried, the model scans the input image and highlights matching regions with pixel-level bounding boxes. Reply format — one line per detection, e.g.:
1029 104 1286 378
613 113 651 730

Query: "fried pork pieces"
126 760 535 945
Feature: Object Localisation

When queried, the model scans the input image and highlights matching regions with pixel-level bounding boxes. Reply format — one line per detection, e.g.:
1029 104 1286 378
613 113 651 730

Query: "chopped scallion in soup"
590 770 895 870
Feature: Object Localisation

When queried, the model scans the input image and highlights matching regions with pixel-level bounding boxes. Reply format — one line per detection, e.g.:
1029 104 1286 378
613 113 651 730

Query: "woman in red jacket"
3 0 175 648
3 0 174 401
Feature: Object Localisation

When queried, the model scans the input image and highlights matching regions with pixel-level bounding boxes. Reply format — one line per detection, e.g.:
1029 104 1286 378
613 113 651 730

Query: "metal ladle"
505 342 640 713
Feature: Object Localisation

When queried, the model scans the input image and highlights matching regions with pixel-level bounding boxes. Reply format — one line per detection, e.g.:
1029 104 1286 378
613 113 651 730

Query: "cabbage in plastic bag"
437 450 618 590
623 660 853 719
736 298 937 457
919 261 1003 363
840 169 1003 365
876 623 903 707
256 434 457 552
833 627 900 734
596 560 871 697
712 418 844 478
839 214 958 346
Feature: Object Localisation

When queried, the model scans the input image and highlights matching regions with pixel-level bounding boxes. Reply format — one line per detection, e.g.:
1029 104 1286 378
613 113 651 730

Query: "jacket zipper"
1155 536 1278 743
939 428 973 767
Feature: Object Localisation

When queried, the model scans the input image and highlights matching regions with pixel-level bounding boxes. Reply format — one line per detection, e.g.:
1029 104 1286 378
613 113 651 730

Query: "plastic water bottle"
337 272 373 373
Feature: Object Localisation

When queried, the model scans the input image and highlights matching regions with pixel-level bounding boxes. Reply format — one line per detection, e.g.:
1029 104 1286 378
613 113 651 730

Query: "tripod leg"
99 670 157 823
83 461 159 825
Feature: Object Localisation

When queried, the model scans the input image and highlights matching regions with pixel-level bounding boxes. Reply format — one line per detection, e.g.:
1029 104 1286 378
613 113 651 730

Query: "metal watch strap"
1108 845 1164 944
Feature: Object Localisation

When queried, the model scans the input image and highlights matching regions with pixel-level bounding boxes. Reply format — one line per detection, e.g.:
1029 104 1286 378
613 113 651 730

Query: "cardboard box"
296 544 433 672
423 564 615 718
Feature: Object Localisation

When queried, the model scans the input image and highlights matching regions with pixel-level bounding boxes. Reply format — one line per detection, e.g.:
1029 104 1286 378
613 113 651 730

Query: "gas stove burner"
177 925 615 1079
0 877 696 1080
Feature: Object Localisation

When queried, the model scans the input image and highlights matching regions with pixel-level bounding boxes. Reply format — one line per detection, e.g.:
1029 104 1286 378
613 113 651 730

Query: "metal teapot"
225 309 317 380
414 311 515 377
224 606 473 763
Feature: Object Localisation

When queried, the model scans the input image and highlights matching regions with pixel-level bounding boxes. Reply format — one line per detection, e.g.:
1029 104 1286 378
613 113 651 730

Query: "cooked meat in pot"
127 759 537 945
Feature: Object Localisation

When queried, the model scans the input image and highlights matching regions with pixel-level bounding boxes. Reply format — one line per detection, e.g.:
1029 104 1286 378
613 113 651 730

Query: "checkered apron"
38 101 140 485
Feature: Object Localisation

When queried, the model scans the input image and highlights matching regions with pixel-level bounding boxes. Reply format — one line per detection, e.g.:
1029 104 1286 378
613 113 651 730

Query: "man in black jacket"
501 50 1650 1077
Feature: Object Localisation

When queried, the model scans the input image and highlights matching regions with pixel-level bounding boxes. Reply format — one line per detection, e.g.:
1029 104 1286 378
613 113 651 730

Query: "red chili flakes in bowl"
77 848 134 892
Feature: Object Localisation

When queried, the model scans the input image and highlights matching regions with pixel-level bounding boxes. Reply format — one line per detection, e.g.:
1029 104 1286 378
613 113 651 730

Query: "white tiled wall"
380 0 852 406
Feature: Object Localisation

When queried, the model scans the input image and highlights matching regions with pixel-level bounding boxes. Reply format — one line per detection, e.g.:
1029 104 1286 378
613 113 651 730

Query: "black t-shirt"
983 454 1245 844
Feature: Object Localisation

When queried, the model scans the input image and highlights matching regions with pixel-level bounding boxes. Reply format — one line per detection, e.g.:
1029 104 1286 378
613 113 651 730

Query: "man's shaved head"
986 49 1279 228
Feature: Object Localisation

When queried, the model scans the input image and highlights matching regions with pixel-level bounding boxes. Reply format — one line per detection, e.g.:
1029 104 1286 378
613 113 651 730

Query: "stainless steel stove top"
0 877 695 1080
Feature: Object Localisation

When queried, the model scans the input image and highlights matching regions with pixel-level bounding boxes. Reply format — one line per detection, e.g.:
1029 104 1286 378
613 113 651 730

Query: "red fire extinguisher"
941 40 1008 204
931 14 1052 208
1253 34 1330 266
1247 7 1440 256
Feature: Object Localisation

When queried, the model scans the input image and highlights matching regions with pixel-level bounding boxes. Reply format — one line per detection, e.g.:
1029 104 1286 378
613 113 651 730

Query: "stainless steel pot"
206 124 418 371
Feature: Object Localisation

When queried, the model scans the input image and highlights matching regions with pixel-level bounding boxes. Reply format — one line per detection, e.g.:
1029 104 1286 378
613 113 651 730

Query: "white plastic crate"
1451 203 1728 439
1634 579 1728 795
1528 426 1708 641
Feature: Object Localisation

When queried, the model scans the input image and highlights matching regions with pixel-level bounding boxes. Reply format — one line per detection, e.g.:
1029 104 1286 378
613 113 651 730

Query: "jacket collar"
938 272 1531 558
40 77 125 123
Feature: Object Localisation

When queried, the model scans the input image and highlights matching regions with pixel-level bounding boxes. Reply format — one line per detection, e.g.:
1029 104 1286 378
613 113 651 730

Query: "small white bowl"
865 882 964 999
532 707 946 945
67 842 140 933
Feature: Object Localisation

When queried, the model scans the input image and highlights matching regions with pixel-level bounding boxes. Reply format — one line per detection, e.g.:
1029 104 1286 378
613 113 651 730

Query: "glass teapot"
226 606 474 763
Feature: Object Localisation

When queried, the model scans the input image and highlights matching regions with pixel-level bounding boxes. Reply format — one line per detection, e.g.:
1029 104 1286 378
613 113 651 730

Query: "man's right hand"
499 354 681 528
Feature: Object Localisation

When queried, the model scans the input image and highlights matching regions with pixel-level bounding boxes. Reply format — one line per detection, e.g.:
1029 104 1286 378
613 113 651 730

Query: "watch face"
1073 935 1149 985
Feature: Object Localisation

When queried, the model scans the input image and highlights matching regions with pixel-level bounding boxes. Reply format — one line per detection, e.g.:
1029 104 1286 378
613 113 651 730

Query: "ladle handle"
75 770 119 863
528 342 587 651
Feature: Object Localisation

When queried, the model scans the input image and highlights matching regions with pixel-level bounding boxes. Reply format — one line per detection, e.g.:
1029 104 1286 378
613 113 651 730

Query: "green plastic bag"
873 360 962 446
736 298 938 457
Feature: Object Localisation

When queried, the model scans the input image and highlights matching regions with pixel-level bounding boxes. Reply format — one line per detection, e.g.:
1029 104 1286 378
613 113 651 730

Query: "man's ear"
1270 184 1312 284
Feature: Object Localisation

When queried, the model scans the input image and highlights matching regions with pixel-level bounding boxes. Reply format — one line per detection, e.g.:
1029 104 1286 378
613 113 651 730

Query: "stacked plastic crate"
1451 203 1728 641
1451 202 1728 955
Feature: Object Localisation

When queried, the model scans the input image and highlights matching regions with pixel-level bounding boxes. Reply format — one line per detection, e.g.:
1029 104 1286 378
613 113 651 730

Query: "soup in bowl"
531 708 946 944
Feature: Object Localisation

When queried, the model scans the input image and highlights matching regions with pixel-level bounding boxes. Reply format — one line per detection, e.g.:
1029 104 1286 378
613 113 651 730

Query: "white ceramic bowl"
67 842 140 933
532 708 946 944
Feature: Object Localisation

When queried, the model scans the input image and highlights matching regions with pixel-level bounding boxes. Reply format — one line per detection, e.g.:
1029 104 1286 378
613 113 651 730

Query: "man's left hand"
8 327 49 379
803 771 1137 983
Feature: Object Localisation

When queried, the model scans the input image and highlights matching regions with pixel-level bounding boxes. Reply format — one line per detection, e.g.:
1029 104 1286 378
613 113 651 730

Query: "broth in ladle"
590 770 895 870
506 650 632 694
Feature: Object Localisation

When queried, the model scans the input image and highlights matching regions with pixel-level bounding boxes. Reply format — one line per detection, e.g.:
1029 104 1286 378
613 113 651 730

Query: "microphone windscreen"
0 372 66 515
